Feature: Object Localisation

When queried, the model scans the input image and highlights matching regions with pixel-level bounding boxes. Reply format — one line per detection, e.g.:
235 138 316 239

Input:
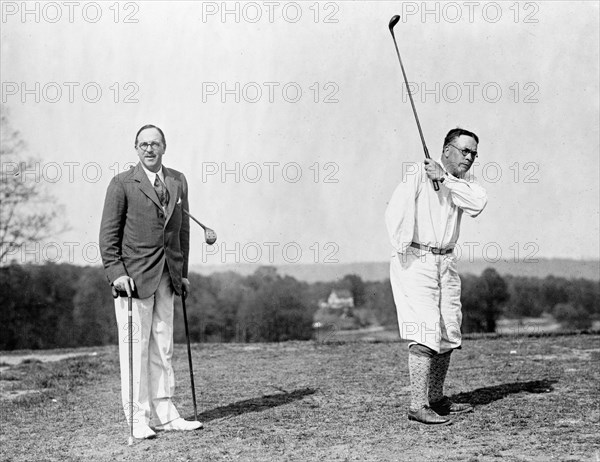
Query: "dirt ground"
1 334 598 462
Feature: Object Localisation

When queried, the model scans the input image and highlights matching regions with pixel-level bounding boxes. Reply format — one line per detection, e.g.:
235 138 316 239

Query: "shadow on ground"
450 379 557 406
197 387 317 422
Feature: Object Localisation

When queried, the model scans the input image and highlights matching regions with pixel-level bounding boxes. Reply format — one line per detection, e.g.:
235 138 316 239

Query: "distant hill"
191 258 599 282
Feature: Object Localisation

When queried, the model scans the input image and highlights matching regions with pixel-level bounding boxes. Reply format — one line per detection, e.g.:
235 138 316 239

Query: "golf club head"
204 228 217 245
389 15 400 32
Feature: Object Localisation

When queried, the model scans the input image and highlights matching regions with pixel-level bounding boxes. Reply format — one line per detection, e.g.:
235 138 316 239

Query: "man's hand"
424 158 446 182
113 275 135 297
182 277 190 299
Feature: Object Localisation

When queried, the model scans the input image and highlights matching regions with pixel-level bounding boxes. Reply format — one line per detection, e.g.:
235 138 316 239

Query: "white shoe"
155 417 203 431
133 424 157 439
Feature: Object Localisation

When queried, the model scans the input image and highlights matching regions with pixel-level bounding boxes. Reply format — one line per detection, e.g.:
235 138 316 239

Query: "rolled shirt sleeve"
443 173 488 217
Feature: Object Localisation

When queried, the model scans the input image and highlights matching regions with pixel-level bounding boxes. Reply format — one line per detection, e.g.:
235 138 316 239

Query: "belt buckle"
431 247 442 255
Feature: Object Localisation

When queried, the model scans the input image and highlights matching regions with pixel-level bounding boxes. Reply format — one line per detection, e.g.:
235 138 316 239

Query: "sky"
1 1 599 268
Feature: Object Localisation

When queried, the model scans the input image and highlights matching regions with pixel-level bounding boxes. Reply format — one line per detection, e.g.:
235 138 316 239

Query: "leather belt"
410 242 454 255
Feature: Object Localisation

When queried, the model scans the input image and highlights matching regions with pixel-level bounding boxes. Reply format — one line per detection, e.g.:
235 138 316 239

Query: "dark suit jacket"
99 163 190 299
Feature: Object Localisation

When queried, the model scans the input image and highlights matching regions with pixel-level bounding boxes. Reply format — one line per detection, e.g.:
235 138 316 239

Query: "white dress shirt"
385 159 488 254
140 164 165 186
140 164 167 212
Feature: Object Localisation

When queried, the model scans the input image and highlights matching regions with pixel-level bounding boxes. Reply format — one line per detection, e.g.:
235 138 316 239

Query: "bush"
462 269 509 333
552 303 592 330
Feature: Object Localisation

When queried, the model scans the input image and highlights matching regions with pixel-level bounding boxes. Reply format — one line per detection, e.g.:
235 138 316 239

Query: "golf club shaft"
183 209 208 231
389 22 439 191
181 292 198 421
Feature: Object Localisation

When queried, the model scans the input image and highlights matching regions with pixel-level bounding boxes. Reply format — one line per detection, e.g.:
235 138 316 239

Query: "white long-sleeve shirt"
385 159 488 254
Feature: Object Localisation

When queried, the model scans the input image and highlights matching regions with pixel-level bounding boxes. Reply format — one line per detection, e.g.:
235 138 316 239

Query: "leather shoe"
133 425 157 439
429 396 473 416
154 417 203 431
408 406 452 425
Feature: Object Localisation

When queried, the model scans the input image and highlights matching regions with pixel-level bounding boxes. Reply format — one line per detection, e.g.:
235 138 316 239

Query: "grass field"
1 334 599 462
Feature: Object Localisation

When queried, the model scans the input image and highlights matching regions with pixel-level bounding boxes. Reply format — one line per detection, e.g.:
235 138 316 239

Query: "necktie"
154 175 169 207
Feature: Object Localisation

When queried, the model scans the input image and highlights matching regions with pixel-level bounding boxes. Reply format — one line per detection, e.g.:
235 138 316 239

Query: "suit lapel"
163 167 179 225
133 163 163 211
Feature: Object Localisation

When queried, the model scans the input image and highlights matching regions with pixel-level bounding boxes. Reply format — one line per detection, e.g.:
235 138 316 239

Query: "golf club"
184 209 217 245
388 15 439 191
181 289 198 421
112 287 134 446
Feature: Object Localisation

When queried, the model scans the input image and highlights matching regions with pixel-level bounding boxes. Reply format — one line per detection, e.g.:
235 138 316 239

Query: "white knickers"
389 247 462 353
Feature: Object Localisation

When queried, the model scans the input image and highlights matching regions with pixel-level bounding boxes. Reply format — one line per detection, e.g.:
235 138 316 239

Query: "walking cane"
181 289 198 421
127 294 134 446
113 287 134 446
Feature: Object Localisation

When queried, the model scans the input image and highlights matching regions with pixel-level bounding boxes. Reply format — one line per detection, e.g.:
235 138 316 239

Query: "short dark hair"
443 128 479 149
135 124 166 147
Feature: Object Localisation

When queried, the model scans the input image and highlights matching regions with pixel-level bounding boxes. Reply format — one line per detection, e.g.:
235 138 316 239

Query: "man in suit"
385 128 488 425
100 124 202 439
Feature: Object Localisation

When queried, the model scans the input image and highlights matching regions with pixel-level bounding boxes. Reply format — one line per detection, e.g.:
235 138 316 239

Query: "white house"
326 289 354 310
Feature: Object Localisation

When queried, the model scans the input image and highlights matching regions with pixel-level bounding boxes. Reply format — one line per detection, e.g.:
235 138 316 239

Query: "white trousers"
390 247 462 353
114 271 181 428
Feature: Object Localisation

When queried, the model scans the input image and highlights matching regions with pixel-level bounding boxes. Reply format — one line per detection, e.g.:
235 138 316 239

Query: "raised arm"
443 173 488 217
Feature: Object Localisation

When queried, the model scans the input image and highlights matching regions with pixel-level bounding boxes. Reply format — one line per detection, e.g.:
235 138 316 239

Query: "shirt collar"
437 157 450 175
140 164 164 184
438 157 463 179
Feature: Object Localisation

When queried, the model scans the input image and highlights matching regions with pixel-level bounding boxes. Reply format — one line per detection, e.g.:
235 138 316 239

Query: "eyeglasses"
448 144 478 159
137 141 163 151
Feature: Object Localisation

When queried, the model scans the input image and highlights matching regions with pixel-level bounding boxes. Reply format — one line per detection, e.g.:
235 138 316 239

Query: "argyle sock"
429 350 452 403
408 345 435 410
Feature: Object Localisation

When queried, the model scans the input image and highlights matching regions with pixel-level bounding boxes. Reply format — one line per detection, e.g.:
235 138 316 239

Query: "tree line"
0 263 598 350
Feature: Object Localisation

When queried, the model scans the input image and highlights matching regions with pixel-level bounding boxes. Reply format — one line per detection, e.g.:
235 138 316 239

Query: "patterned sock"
429 350 452 403
408 350 432 410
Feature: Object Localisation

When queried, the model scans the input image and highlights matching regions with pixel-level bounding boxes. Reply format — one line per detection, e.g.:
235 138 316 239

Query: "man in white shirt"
385 128 488 425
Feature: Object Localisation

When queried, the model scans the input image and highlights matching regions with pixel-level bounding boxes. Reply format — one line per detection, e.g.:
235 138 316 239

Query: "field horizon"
191 257 600 283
